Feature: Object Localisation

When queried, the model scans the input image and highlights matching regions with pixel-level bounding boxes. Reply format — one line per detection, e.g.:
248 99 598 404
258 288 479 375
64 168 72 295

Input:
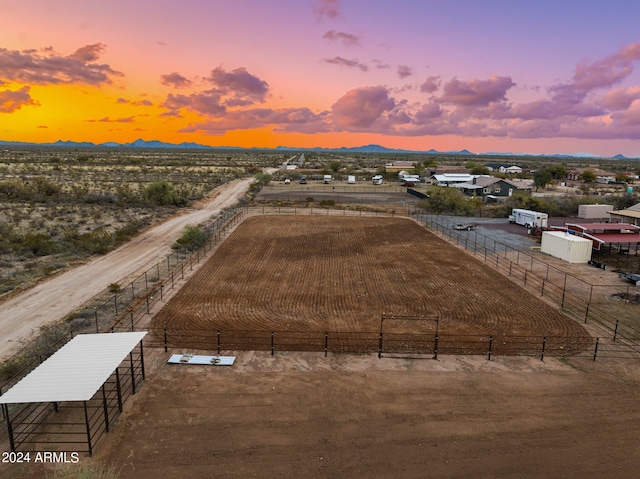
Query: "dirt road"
0 177 253 360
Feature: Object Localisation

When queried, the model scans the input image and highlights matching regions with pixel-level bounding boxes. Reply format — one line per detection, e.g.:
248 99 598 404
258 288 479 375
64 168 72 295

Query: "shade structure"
0 332 146 404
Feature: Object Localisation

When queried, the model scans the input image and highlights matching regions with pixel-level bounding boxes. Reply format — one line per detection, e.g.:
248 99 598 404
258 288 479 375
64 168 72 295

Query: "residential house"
455 176 531 199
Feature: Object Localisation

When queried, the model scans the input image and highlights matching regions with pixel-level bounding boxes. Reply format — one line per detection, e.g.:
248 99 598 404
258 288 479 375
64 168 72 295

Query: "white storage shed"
578 204 613 220
541 231 593 263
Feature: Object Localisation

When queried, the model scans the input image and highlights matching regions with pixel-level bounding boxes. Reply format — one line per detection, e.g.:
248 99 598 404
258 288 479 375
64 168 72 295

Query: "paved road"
0 177 254 360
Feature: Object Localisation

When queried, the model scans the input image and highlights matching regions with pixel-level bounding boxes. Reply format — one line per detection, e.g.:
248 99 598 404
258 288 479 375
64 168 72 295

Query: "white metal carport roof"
0 332 146 404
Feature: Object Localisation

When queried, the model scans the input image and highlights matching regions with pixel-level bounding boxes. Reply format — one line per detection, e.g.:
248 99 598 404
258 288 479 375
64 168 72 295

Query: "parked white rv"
323 174 332 184
372 175 383 185
508 208 548 228
347 175 356 184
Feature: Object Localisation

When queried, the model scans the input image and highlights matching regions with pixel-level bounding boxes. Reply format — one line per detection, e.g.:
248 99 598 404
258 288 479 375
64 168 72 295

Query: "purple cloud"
0 86 39 113
438 76 515 106
87 116 135 123
161 66 270 117
160 72 193 89
323 30 360 47
313 0 340 20
117 97 153 107
179 107 329 135
206 66 269 106
397 65 413 79
330 86 396 129
420 76 441 94
323 56 368 72
0 44 122 86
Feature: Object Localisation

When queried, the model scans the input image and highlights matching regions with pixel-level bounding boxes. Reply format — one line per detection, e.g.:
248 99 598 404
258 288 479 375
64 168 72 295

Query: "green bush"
143 181 184 206
172 224 206 250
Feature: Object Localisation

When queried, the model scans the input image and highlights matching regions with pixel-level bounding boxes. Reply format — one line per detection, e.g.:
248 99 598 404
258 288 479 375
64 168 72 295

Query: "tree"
470 165 490 175
143 181 184 206
423 187 472 215
533 169 553 191
615 172 631 183
547 165 567 180
578 169 597 183
329 160 342 172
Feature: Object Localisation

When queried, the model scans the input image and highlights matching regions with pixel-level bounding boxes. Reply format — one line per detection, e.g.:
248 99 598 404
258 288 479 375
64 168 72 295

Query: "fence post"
593 337 599 361
130 311 134 331
541 279 545 297
541 336 546 361
163 328 167 353
325 332 328 357
488 336 493 361
95 311 99 333
433 334 439 360
271 332 275 356
217 331 221 355
378 333 383 359
114 295 118 316
613 320 619 341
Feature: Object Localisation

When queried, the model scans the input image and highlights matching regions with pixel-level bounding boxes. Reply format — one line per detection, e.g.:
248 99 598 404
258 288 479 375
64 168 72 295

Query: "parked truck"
323 174 332 184
372 175 383 185
508 208 548 228
347 175 356 184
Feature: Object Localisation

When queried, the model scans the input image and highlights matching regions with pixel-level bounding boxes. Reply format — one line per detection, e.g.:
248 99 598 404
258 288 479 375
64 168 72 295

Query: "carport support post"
84 401 93 457
102 384 110 433
3 404 15 452
115 367 123 412
130 352 137 394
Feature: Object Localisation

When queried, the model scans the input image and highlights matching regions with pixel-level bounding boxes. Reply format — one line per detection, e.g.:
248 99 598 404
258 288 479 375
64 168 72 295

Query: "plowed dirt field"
151 216 590 355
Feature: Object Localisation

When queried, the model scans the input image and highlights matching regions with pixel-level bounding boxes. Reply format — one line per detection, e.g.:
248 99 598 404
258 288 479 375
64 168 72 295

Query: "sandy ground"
12 349 640 479
0 177 253 360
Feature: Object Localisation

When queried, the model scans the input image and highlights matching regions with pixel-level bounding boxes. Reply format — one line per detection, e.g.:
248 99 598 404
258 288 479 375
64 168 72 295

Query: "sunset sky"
2 0 640 156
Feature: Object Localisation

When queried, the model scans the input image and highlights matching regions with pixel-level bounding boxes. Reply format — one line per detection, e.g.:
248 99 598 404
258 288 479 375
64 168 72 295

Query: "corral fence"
137 327 600 361
414 212 640 358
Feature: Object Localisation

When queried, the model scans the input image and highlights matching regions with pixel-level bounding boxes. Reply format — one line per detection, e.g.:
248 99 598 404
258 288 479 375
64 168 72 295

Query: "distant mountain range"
0 138 637 159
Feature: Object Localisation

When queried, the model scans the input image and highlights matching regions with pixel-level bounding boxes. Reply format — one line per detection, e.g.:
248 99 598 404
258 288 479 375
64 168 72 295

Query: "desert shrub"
85 190 117 203
108 283 121 293
0 179 33 200
319 199 335 206
33 178 61 197
65 228 115 255
20 232 60 256
143 181 184 206
172 224 206 250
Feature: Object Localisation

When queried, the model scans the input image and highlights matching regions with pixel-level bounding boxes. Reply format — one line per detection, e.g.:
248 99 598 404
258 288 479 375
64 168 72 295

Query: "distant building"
454 176 531 198
486 163 524 174
431 173 476 186
384 161 416 173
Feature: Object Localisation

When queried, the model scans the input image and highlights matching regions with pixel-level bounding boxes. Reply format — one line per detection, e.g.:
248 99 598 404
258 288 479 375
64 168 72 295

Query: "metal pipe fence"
415 213 640 351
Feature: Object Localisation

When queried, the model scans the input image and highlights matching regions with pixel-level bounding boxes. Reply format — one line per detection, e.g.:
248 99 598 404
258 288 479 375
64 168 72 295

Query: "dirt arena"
151 215 590 355
15 350 640 479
